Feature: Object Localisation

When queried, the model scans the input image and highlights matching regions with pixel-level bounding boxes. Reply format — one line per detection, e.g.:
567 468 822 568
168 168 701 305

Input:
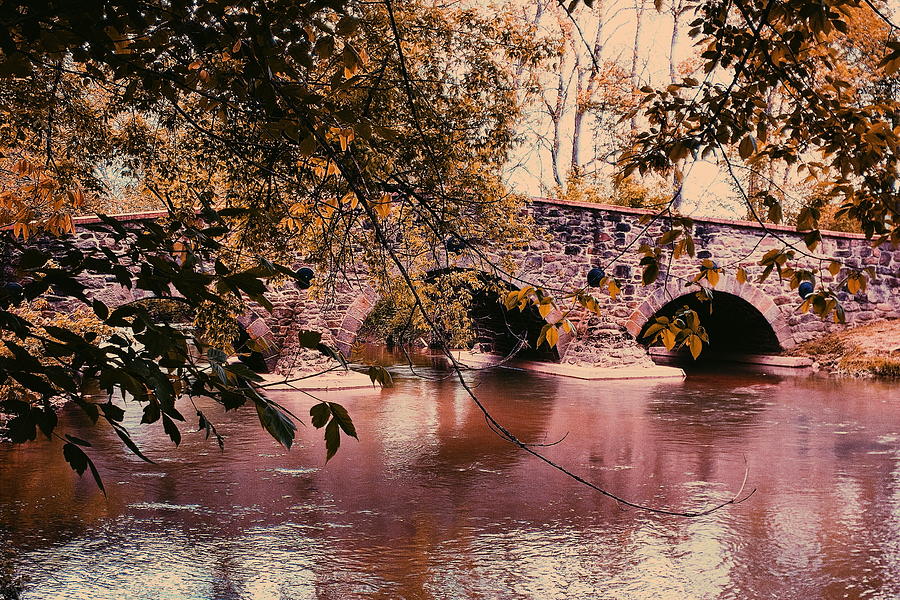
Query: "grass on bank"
790 319 900 378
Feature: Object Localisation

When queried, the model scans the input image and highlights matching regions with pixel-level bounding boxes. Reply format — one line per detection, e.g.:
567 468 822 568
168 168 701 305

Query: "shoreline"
786 319 900 380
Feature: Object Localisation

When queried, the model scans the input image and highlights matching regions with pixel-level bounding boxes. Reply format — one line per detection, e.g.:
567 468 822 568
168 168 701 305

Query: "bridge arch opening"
637 290 784 357
114 297 278 372
356 268 559 361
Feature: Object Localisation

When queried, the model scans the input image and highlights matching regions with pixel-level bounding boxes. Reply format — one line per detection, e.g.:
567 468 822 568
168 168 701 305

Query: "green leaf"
328 402 357 439
658 229 681 245
101 401 125 423
162 413 181 446
224 362 264 382
92 299 109 320
255 399 296 449
64 434 92 447
310 402 330 428
324 418 340 461
196 410 224 450
316 343 347 368
141 400 160 424
63 443 105 495
366 365 392 387
642 263 659 286
111 423 156 463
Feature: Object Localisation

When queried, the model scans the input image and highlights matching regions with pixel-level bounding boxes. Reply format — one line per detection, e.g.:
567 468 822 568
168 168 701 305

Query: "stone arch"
236 309 280 368
624 274 793 352
113 296 280 369
333 286 380 355
332 268 570 359
428 267 564 361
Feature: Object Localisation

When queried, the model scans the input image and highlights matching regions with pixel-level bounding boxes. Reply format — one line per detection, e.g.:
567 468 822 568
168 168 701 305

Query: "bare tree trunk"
746 168 762 221
571 58 585 174
550 70 566 188
630 0 646 133
668 0 681 82
669 0 684 209
571 6 606 175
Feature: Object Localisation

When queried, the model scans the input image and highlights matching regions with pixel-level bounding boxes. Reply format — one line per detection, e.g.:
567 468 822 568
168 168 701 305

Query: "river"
1 351 898 599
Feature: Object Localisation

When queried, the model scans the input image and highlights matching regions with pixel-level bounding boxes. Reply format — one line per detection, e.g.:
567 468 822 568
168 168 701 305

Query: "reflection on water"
1 350 899 599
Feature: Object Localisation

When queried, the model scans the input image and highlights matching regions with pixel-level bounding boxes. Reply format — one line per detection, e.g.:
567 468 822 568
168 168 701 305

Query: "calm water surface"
1 352 898 599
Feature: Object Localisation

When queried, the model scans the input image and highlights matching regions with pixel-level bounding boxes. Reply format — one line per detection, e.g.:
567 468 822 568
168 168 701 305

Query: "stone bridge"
32 198 900 369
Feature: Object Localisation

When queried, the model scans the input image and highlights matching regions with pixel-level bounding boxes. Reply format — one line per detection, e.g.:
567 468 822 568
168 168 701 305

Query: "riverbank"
788 319 900 379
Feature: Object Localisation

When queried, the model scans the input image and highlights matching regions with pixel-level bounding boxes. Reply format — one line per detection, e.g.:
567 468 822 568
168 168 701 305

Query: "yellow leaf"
688 335 703 359
545 325 559 348
63 214 75 234
736 267 747 284
504 291 519 311
828 261 841 276
847 276 860 294
538 301 553 319
706 269 719 287
342 45 361 79
374 193 392 219
608 279 620 300
298 136 317 157
738 135 756 159
661 328 676 350
341 127 355 150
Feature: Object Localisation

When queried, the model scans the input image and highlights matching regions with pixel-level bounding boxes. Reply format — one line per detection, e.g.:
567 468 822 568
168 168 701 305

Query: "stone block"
246 318 270 339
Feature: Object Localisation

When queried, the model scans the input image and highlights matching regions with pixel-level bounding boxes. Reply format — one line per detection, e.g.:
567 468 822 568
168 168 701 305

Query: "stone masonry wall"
25 201 900 369
509 199 899 355
272 198 898 366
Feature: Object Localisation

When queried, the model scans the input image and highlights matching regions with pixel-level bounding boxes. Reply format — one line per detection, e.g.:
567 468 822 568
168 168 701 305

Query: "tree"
0 0 541 483
507 0 649 201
